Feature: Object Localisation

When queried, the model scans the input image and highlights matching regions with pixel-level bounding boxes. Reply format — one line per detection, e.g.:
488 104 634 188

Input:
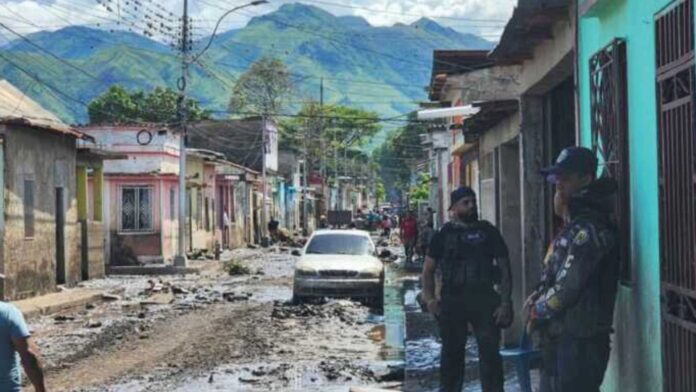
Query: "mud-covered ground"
29 247 403 392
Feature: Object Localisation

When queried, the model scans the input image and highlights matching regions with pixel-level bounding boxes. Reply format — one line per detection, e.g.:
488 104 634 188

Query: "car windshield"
306 234 373 256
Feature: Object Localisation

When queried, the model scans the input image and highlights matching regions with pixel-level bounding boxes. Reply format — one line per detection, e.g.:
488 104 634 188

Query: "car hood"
296 254 383 271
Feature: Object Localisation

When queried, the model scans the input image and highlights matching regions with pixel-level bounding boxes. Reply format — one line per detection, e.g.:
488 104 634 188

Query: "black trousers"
540 334 611 392
438 300 503 392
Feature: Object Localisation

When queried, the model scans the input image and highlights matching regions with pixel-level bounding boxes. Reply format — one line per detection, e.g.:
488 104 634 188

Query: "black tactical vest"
439 221 497 296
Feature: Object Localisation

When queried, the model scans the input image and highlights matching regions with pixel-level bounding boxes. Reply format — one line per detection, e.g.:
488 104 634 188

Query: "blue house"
577 0 695 390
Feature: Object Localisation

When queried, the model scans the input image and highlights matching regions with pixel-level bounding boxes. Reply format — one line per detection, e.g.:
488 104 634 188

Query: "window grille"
121 186 153 232
589 38 631 282
655 1 696 391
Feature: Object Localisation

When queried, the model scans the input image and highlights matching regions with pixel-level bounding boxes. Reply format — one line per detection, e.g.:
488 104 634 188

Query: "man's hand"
523 291 539 314
427 299 441 316
493 301 513 328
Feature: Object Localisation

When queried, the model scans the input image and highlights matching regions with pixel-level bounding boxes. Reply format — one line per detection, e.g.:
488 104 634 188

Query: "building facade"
0 80 94 299
575 0 696 389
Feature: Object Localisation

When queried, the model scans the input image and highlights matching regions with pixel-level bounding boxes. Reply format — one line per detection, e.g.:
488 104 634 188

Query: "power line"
0 22 99 81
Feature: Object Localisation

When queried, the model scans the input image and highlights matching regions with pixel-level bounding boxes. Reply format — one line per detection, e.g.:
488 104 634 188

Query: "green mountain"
0 3 492 138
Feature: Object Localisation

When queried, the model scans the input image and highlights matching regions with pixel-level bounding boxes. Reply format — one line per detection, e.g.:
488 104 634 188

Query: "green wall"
577 0 678 391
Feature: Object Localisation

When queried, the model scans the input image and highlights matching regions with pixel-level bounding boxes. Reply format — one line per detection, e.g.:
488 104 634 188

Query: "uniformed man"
421 186 513 392
525 147 619 392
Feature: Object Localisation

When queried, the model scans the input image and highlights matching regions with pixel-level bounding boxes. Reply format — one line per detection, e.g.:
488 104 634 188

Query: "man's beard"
457 209 478 222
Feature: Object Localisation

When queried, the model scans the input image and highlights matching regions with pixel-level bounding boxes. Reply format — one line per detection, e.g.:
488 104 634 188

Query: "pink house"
80 125 181 265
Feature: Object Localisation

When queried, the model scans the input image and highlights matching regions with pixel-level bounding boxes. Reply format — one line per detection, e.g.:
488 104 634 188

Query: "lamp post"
173 0 268 267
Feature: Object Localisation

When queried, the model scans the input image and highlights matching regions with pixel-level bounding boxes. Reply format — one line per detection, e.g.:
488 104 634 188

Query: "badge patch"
548 296 562 310
573 229 589 245
465 231 485 243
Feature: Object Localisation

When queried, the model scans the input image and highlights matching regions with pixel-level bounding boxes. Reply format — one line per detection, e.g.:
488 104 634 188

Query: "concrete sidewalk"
13 289 106 319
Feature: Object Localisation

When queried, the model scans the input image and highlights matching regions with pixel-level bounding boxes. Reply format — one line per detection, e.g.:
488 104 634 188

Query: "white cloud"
0 0 516 42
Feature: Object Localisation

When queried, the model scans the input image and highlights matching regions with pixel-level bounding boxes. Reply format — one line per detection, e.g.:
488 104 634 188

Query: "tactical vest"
439 222 496 296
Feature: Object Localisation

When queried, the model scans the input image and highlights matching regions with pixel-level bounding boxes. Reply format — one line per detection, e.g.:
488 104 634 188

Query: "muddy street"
29 247 403 392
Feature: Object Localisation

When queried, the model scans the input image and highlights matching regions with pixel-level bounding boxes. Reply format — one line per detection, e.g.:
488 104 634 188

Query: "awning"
417 105 479 120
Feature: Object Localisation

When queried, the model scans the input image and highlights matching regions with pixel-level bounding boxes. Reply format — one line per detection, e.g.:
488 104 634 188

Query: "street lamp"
191 0 269 63
174 0 268 267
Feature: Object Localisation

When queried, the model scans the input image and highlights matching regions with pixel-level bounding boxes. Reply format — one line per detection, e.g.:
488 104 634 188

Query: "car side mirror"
291 249 302 257
379 249 392 258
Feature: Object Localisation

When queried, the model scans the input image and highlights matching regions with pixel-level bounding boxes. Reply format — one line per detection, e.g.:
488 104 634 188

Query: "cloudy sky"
0 0 515 42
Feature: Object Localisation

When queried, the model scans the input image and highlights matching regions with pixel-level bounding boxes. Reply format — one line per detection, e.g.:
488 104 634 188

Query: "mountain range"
0 3 493 139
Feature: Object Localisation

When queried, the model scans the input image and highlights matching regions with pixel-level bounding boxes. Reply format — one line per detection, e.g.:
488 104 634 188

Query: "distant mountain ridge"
0 3 493 131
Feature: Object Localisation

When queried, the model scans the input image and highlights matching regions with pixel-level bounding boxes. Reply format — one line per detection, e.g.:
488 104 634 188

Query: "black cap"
449 186 476 210
540 147 597 183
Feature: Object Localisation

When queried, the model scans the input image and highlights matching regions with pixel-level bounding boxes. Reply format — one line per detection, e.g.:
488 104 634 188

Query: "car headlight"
295 267 318 277
358 268 382 278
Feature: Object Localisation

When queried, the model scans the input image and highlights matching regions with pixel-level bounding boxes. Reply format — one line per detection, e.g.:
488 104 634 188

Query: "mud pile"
271 299 368 325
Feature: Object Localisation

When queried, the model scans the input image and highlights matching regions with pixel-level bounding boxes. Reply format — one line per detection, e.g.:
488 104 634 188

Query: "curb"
107 265 200 276
14 290 105 320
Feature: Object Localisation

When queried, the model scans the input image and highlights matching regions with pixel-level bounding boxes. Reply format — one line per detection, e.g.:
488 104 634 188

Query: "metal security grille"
120 186 153 232
589 38 631 282
655 1 696 391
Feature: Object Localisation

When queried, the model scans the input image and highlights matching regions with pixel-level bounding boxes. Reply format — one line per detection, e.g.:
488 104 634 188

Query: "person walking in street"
417 218 435 263
524 147 619 392
400 210 418 263
0 299 46 392
421 186 513 392
380 215 392 238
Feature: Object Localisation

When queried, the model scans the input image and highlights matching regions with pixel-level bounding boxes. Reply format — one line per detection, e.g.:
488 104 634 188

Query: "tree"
281 102 381 184
373 112 430 199
375 181 386 205
229 57 293 117
409 172 431 203
88 85 210 124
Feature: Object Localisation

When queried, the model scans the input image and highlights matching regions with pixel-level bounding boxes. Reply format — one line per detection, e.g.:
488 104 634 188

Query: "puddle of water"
406 337 441 370
381 263 406 361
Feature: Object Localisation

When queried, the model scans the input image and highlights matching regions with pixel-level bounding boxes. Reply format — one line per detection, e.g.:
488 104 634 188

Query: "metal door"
655 1 696 390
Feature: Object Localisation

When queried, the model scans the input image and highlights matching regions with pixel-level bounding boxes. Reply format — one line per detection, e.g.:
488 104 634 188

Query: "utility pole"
302 115 309 236
319 78 325 217
172 0 267 261
261 115 268 246
334 133 339 211
173 0 189 267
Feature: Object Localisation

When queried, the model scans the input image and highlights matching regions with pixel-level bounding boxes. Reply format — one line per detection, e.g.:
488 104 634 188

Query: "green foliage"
281 102 381 181
87 85 210 124
409 173 431 202
229 56 292 117
224 259 251 276
375 181 386 204
374 112 429 197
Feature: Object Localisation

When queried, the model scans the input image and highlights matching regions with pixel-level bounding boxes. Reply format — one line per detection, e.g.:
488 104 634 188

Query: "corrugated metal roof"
0 79 88 139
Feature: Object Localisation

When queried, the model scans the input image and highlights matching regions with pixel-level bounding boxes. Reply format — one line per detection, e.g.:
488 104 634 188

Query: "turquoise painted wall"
578 0 679 391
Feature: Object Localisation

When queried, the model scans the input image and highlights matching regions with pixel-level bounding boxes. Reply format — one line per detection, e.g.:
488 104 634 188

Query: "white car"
292 230 384 305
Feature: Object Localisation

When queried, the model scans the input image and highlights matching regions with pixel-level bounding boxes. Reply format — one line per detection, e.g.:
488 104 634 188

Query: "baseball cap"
540 146 597 183
449 186 476 210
